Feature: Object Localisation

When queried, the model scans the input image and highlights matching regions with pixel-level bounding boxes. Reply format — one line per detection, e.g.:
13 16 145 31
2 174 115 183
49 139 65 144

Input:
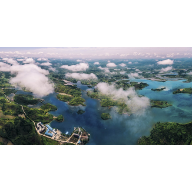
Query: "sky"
0 47 192 59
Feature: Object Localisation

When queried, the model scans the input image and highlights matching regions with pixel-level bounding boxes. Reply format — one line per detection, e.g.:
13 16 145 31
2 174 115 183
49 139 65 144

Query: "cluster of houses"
37 122 57 138
45 124 57 137
37 123 89 145
37 122 46 133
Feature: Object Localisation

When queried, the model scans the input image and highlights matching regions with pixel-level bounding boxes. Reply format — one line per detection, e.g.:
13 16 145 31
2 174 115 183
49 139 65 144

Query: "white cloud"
119 63 126 67
157 59 174 65
60 63 89 71
0 62 54 97
17 59 24 61
3 58 19 65
37 58 48 61
96 82 150 115
128 73 142 79
65 73 98 80
98 66 110 73
106 62 117 67
128 62 132 64
23 58 35 64
41 62 52 66
187 72 192 75
2 58 8 61
94 62 99 65
160 66 172 73
48 67 56 72
0 62 11 71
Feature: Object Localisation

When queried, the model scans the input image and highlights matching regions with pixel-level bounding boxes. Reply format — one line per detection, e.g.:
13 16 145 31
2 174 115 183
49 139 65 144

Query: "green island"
114 81 149 91
14 94 39 105
161 70 192 82
77 109 85 114
138 121 192 145
101 113 111 120
87 90 130 115
56 93 85 106
55 83 82 97
130 82 149 90
52 78 86 106
57 94 73 102
55 114 64 122
115 80 130 90
173 88 192 94
150 100 172 108
80 80 98 87
151 87 166 91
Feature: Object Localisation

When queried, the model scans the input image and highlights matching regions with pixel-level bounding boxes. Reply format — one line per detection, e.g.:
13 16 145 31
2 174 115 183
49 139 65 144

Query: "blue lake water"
15 80 192 145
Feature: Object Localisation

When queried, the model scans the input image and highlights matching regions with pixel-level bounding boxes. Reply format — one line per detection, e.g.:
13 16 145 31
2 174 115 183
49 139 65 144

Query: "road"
1 88 79 145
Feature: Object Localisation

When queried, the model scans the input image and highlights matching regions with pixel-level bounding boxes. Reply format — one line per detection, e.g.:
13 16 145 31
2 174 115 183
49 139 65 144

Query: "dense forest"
14 94 39 105
0 117 58 145
2 103 23 116
40 103 57 112
138 121 192 145
23 106 54 124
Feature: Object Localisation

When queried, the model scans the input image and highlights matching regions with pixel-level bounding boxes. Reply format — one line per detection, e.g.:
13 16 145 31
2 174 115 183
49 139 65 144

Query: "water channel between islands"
13 79 192 145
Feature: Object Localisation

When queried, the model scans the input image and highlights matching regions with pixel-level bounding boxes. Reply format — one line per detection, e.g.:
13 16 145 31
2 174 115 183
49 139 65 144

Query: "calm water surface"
16 80 192 145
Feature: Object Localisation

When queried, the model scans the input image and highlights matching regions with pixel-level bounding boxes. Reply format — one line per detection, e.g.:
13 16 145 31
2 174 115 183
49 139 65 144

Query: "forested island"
173 88 192 94
150 100 172 108
55 114 64 122
53 79 86 106
87 90 130 114
130 82 149 90
77 109 85 114
138 121 192 145
151 87 166 91
101 113 111 120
